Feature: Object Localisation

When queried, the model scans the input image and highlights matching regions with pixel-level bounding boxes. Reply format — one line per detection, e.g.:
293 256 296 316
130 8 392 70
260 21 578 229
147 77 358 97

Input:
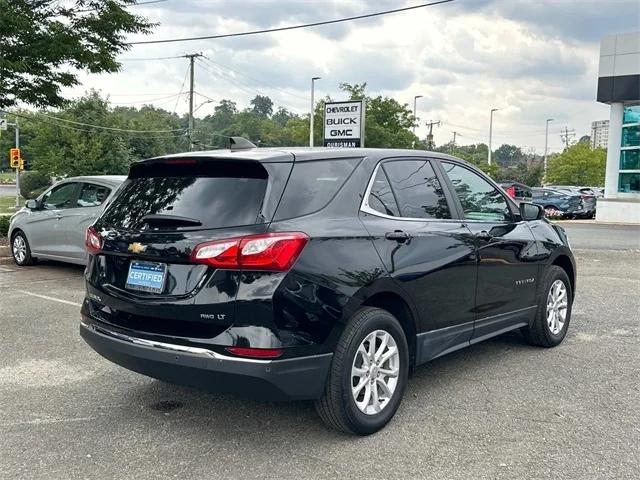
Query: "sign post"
323 100 365 148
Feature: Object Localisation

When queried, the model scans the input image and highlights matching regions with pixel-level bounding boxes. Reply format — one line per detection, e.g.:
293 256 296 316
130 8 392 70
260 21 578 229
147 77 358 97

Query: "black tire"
522 266 572 347
11 230 36 266
315 307 409 435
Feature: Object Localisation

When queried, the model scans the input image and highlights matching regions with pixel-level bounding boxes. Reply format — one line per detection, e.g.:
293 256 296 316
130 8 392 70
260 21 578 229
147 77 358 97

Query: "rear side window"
100 160 269 230
367 167 400 217
77 183 111 207
274 158 359 220
381 160 451 219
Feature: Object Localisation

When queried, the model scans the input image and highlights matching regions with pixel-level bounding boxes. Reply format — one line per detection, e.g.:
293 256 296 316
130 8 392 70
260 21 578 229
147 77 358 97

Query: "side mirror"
520 202 544 221
25 199 38 210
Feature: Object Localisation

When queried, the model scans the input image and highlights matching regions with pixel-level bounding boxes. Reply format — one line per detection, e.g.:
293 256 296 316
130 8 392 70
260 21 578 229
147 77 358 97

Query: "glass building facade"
619 105 640 193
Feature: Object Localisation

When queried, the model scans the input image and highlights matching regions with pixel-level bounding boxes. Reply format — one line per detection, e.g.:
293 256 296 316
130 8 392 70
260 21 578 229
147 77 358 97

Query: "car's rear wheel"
315 307 409 435
11 231 36 266
522 266 572 347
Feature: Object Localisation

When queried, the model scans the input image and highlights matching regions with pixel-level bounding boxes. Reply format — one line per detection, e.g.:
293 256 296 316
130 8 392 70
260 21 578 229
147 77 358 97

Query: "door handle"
385 230 412 242
476 230 493 241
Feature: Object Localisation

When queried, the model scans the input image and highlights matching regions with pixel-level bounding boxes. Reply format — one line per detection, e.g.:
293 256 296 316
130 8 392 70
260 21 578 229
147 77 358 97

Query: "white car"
9 175 125 266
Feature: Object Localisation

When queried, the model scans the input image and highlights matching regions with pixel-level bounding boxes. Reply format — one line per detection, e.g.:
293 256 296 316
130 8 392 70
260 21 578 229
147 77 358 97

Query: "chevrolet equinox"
80 147 576 435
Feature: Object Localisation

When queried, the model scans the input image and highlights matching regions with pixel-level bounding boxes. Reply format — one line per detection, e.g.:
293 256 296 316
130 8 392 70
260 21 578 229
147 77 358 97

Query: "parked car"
531 187 588 218
9 176 125 266
498 181 533 202
546 185 597 218
80 147 576 435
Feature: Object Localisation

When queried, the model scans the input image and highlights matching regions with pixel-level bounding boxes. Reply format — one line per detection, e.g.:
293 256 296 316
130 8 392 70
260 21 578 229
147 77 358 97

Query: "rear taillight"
225 347 283 359
85 226 103 255
506 186 516 198
191 232 309 271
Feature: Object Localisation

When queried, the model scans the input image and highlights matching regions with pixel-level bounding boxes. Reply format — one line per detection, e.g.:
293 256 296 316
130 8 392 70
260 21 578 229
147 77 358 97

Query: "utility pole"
425 120 440 150
543 118 553 179
488 108 498 165
183 53 203 151
452 131 461 146
413 95 423 136
14 118 19 207
560 126 576 150
3 116 21 207
310 77 321 147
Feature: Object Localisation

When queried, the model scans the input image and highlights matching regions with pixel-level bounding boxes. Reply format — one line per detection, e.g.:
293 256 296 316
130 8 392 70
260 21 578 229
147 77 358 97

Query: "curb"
0 245 10 258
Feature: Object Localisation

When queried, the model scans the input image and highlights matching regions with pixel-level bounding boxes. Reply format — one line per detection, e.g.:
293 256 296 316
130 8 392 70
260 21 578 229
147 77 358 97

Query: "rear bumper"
80 321 332 401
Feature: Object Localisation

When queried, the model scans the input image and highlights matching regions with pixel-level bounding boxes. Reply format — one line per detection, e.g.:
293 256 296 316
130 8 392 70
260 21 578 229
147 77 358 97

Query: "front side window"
380 160 451 219
77 183 111 208
441 162 511 222
41 183 78 210
367 167 400 217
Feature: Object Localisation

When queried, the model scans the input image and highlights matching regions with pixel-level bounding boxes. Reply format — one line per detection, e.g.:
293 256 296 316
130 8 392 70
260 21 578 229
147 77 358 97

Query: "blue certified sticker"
125 261 167 293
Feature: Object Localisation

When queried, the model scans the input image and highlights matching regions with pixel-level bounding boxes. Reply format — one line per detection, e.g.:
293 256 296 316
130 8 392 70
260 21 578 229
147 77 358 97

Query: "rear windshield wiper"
141 214 202 227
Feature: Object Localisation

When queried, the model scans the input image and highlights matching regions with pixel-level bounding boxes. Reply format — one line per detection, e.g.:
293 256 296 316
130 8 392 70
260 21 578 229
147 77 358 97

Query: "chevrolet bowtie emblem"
128 242 147 254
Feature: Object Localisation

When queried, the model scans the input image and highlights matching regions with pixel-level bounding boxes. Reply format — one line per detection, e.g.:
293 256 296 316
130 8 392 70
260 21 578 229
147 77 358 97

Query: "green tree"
0 1 153 108
27 93 134 176
250 95 274 117
493 144 524 168
435 142 498 176
338 82 418 148
546 142 606 186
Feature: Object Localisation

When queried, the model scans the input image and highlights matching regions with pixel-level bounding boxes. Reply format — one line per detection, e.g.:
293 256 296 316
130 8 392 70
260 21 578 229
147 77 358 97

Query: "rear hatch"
85 156 292 342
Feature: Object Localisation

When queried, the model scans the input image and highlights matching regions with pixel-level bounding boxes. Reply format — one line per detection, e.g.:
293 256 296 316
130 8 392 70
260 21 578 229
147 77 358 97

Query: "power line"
195 59 304 112
172 65 191 115
35 112 185 133
5 111 186 138
77 0 169 14
109 93 182 105
200 56 308 101
118 55 184 62
130 0 455 45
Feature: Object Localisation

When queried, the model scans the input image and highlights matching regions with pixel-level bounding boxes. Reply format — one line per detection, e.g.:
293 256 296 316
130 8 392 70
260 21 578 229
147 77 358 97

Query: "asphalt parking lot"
1 223 638 480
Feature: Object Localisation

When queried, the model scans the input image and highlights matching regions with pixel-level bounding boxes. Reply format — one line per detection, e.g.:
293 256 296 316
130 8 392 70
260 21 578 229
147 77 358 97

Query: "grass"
0 195 22 215
0 171 17 184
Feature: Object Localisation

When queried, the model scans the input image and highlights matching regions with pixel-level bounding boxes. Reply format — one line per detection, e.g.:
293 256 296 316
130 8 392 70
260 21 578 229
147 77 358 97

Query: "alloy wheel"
547 279 568 335
351 329 400 415
12 235 27 264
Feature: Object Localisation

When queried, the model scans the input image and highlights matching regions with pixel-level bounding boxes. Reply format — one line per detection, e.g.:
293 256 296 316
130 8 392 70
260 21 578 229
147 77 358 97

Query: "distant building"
590 120 609 148
596 31 640 223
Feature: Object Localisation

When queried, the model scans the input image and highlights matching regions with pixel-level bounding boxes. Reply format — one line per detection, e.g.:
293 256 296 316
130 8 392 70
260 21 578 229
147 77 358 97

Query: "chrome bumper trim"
80 320 272 364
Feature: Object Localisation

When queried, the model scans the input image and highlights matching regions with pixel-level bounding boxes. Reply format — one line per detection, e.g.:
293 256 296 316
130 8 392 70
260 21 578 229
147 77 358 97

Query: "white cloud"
66 0 626 153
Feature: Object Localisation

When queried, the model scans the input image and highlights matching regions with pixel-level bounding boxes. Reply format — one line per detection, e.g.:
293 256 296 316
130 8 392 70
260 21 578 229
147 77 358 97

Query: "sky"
68 0 640 153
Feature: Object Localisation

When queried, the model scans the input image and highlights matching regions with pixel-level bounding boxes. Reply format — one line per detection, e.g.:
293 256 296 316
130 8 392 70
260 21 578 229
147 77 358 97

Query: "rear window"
274 158 360 220
100 159 269 230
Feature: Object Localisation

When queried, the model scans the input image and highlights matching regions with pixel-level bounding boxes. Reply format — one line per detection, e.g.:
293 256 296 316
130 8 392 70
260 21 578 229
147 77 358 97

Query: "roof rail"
229 136 257 150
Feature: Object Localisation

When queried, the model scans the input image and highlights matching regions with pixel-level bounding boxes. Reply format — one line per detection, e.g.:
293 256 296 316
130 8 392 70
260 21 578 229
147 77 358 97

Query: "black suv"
80 147 576 435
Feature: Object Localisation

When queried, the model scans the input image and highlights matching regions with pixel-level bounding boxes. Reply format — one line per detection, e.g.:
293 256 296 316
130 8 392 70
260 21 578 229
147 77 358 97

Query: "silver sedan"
9 175 125 266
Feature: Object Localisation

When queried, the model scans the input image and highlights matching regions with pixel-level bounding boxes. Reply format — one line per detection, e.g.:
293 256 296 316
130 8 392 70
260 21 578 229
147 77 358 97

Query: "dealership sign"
323 100 364 147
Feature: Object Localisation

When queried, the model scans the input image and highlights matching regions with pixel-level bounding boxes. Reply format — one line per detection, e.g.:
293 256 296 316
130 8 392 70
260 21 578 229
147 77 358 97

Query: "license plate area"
125 261 167 294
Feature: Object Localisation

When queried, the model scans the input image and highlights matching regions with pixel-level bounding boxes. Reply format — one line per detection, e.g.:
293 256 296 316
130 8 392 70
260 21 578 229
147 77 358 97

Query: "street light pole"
544 118 553 179
310 77 321 147
413 95 423 136
488 108 498 165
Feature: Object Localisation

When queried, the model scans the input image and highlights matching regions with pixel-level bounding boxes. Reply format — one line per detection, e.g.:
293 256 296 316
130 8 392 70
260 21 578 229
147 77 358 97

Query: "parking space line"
16 289 82 308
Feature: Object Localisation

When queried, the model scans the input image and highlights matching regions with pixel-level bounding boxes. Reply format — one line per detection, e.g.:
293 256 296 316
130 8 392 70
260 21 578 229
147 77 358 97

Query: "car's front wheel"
315 307 409 435
11 231 36 266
